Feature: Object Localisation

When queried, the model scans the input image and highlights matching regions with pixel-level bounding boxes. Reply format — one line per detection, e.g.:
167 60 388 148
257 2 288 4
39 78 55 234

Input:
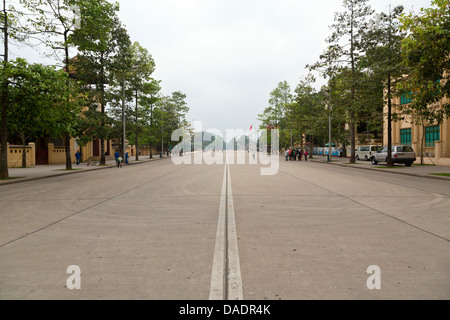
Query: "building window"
400 128 412 145
400 92 412 105
425 126 440 147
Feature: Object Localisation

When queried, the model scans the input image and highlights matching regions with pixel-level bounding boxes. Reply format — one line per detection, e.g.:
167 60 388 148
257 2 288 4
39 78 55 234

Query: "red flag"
249 125 253 131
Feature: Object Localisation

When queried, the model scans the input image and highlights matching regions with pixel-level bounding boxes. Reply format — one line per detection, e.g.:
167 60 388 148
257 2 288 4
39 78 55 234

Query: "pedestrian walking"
125 152 129 164
75 150 81 165
299 149 303 161
114 150 120 167
304 149 308 161
285 149 289 161
116 157 123 168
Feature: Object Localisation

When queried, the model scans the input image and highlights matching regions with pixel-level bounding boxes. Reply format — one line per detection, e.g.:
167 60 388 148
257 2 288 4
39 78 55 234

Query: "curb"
309 157 450 181
0 156 170 187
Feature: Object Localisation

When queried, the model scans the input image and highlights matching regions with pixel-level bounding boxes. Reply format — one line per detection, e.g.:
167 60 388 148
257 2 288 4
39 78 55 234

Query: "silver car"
371 145 416 167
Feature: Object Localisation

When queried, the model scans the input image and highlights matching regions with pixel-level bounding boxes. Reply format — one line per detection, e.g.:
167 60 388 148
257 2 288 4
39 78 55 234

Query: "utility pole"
328 80 332 162
0 0 9 178
122 73 126 162
322 84 333 162
135 89 139 161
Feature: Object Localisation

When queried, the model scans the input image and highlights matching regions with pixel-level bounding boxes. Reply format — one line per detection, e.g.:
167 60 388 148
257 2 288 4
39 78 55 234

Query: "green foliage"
1 0 189 167
399 0 450 124
258 81 293 148
4 58 82 149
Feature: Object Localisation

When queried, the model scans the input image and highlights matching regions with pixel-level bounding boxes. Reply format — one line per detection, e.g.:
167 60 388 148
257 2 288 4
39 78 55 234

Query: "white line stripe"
226 163 243 300
209 164 227 300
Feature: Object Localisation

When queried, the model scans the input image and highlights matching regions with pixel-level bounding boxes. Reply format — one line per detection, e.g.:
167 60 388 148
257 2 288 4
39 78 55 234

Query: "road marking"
226 163 243 300
209 164 243 300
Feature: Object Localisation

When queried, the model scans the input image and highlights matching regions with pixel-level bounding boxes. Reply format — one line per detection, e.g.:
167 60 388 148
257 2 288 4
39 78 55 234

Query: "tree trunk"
386 14 393 167
0 0 9 178
64 30 72 170
387 75 393 167
349 8 356 164
0 83 8 178
65 134 72 170
21 132 27 168
100 53 106 165
149 104 153 159
135 90 139 161
350 116 356 163
420 123 425 165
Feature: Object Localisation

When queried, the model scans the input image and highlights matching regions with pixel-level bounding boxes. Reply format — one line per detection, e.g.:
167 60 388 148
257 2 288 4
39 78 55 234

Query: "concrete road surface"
0 154 449 300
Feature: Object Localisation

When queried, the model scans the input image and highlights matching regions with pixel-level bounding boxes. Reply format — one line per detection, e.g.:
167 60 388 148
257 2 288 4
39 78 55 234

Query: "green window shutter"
400 92 412 105
425 126 440 147
400 128 412 145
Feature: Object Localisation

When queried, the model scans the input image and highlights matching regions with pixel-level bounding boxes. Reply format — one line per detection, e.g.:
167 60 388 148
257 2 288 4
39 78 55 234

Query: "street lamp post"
322 85 332 162
328 87 332 162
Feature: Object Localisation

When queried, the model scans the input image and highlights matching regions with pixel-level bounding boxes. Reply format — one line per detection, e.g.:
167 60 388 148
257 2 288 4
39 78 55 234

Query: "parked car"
356 145 381 161
371 145 416 167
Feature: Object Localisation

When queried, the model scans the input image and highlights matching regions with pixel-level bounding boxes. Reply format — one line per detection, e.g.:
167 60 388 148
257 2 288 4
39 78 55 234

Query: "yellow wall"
77 139 113 162
3 143 36 168
128 145 158 157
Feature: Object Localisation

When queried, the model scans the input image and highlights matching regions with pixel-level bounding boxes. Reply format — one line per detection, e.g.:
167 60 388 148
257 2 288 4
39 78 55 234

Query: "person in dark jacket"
75 150 81 165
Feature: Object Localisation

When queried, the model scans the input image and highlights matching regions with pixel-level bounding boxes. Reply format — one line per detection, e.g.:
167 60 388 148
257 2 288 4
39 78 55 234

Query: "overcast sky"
115 0 433 133
10 0 433 134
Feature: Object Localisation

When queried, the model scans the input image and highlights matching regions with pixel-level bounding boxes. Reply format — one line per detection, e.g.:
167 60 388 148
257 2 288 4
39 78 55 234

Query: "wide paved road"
0 155 449 299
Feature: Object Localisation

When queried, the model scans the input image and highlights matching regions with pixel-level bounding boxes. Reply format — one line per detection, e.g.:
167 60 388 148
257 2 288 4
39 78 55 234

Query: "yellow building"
75 138 114 163
385 94 450 165
3 143 36 168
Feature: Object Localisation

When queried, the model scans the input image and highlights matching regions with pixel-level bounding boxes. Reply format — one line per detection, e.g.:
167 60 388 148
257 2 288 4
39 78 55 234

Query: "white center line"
209 163 243 300
226 163 243 300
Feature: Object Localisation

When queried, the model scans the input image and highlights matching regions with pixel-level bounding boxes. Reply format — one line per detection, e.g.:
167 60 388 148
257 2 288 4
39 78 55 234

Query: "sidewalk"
0 155 169 186
307 154 450 180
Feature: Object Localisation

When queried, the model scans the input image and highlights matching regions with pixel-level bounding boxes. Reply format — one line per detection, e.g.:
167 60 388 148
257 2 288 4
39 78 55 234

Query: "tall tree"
128 42 155 161
140 79 161 158
292 75 318 150
21 0 83 169
70 0 121 165
170 91 189 128
1 0 24 178
399 0 450 163
0 0 10 178
259 81 293 148
363 5 406 166
316 0 374 163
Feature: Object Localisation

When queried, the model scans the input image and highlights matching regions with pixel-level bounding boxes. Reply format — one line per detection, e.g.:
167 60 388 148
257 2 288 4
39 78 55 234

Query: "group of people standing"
285 148 308 161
